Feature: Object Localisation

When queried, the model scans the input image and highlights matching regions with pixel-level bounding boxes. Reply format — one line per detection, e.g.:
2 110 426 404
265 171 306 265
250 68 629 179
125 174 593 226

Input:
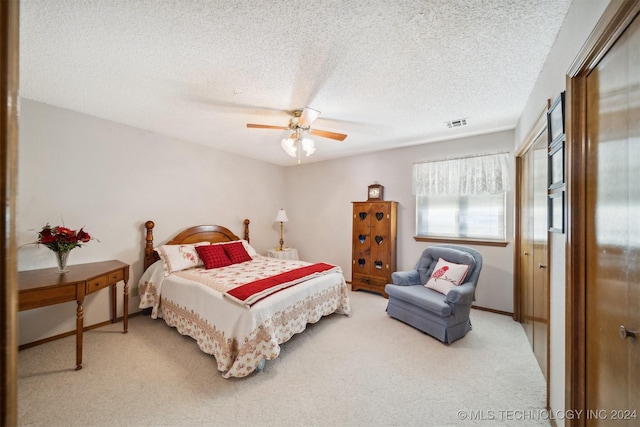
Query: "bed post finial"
243 219 250 243
144 220 155 270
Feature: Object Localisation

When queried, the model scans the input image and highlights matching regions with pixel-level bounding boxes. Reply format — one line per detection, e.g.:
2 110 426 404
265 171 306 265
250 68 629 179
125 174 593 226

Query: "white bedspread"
138 256 351 378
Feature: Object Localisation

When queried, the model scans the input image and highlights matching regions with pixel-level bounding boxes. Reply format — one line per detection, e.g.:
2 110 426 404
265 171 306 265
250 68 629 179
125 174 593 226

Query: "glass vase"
55 251 70 273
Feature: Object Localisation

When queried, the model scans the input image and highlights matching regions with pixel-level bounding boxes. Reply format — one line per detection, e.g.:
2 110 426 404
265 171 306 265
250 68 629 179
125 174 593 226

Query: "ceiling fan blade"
310 129 348 141
298 107 321 127
246 124 289 130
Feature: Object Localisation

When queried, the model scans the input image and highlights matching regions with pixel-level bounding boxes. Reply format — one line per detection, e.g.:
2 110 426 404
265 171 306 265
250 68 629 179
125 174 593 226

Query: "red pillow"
195 245 232 269
223 241 253 264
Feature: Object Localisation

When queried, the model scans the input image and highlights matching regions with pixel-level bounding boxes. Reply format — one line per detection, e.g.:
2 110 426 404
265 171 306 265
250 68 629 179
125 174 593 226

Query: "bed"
137 219 351 378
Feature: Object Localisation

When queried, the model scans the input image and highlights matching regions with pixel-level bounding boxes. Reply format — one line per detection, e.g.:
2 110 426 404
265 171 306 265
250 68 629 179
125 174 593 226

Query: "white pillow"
155 242 210 276
424 258 470 295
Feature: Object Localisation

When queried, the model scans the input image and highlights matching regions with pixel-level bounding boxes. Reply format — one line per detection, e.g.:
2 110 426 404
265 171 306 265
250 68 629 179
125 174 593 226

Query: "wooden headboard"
143 219 250 270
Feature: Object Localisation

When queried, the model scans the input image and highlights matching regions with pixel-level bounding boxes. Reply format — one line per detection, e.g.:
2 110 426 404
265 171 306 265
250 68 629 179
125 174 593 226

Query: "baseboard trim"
471 305 513 317
18 311 145 351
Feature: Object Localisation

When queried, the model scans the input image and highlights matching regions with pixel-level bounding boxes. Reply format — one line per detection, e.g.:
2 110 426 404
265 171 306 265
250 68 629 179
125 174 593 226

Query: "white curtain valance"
412 153 511 196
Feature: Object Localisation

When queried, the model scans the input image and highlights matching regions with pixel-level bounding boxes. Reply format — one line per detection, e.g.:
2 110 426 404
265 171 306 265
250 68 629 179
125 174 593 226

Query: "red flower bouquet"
37 223 92 253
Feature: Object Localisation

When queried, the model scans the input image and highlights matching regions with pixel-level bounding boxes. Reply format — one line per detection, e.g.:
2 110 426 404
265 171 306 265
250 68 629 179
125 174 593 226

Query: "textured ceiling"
20 0 573 165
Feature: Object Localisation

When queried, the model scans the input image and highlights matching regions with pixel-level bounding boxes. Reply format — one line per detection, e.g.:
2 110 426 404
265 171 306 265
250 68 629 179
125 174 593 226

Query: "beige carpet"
18 290 549 426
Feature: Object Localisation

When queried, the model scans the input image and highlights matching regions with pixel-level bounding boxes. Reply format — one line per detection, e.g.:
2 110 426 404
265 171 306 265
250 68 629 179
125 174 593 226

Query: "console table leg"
123 280 128 333
76 300 84 370
111 284 117 323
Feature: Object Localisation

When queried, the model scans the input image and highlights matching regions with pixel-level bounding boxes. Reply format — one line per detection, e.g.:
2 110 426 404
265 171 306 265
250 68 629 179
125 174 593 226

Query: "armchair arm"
391 270 420 286
446 282 475 306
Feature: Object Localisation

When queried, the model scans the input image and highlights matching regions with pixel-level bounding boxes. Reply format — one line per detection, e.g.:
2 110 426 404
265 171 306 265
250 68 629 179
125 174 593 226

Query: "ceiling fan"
246 107 347 162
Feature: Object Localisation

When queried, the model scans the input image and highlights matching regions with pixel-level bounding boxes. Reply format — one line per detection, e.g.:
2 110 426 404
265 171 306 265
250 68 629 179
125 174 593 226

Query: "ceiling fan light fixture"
281 138 297 157
281 135 315 159
301 138 315 156
248 107 347 162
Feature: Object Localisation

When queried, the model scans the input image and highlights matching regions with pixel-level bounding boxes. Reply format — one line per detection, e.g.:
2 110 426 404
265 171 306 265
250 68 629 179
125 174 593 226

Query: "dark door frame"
565 1 640 425
1 0 19 425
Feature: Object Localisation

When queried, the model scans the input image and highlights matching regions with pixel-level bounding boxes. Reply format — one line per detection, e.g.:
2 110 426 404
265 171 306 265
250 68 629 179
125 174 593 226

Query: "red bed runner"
225 262 338 307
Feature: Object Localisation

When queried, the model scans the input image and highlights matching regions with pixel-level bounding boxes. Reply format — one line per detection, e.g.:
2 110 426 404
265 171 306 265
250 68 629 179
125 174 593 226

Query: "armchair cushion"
385 285 452 317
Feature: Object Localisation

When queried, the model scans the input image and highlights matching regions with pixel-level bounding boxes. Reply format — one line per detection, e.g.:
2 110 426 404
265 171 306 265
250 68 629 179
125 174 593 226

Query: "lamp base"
278 224 285 251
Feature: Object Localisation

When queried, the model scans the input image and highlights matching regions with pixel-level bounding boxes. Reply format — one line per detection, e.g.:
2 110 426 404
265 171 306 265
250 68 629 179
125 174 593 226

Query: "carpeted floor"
18 290 549 426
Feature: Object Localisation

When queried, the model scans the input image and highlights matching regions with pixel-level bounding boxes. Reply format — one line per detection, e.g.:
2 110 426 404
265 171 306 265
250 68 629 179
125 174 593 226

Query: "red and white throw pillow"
424 258 470 295
156 242 209 276
196 244 232 269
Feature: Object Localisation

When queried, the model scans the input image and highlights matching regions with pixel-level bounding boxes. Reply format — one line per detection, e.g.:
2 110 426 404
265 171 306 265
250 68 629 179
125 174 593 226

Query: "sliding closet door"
532 131 549 379
534 144 549 379
520 143 535 346
518 128 549 379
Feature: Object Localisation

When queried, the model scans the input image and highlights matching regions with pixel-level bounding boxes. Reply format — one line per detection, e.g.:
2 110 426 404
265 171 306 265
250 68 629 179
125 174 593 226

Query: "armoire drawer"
351 274 389 297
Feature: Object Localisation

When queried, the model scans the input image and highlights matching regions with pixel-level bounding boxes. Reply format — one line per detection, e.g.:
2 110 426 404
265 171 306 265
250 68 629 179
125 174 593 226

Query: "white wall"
514 0 611 424
283 129 516 313
17 99 286 345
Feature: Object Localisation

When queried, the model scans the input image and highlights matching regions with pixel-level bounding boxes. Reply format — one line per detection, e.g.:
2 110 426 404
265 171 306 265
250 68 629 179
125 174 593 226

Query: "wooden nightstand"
18 260 130 370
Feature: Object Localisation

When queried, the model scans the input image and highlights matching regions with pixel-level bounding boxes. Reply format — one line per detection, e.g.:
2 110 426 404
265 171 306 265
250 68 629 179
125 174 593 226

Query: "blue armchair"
384 244 483 344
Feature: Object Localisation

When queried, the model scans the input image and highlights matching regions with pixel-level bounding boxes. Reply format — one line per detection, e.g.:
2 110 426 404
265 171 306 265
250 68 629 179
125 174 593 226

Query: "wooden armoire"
351 201 397 297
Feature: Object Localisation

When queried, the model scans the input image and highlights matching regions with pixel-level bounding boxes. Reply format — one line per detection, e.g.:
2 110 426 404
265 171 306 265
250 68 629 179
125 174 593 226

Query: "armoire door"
369 202 392 281
584 10 639 423
352 203 372 276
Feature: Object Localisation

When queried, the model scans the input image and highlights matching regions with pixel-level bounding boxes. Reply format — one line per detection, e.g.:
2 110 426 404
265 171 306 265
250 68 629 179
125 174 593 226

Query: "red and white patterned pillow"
155 242 210 276
222 241 253 264
196 244 232 269
424 258 470 295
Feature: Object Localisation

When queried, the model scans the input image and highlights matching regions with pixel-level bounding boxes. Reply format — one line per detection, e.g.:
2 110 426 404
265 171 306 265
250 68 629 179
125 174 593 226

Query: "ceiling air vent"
446 118 468 128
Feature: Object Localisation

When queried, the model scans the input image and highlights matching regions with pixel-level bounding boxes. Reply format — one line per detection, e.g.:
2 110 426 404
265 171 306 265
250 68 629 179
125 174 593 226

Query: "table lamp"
274 209 289 251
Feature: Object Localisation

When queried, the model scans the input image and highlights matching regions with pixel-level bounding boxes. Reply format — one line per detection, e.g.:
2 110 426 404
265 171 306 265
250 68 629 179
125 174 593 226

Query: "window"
413 153 509 242
416 193 506 240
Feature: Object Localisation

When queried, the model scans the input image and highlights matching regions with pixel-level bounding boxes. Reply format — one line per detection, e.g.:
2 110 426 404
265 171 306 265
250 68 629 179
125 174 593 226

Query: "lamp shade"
274 209 289 222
